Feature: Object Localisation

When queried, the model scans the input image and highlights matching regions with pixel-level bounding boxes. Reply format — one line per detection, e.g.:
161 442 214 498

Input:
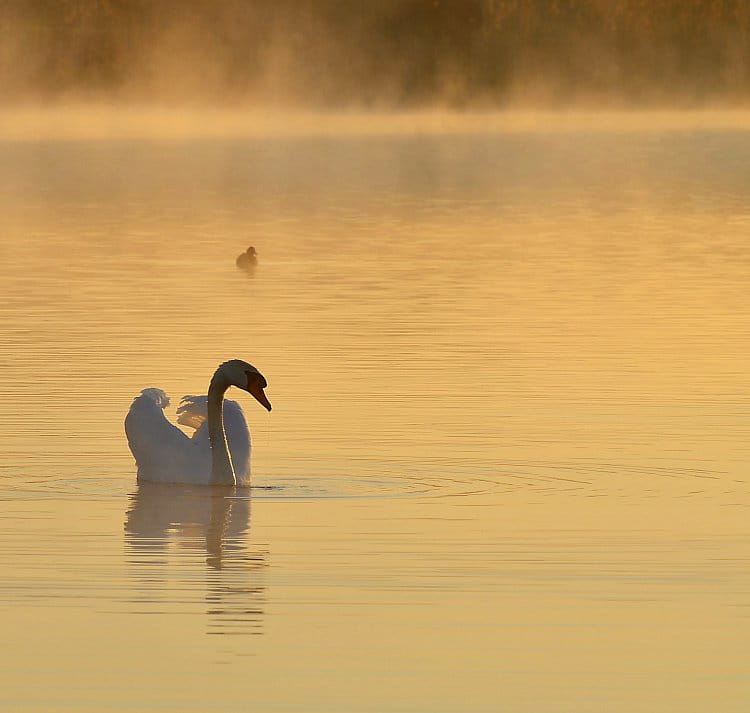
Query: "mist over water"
4 1 750 107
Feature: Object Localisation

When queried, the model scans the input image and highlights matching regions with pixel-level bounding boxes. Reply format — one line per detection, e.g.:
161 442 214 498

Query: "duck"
236 246 258 269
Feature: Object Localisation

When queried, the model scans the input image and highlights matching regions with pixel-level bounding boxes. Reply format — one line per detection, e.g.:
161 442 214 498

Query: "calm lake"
1 111 749 712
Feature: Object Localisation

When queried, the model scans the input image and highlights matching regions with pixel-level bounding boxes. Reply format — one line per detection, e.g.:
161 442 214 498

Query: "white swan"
125 359 271 486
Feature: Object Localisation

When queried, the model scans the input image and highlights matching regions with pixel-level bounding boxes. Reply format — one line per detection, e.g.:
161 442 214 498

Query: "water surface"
1 114 750 712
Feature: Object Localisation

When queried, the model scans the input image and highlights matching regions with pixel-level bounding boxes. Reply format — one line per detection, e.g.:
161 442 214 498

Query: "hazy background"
3 0 750 107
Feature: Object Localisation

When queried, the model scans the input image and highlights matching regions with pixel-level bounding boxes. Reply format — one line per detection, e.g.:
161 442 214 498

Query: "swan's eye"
246 371 267 389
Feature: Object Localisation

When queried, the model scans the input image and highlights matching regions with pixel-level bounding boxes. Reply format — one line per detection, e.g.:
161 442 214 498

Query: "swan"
236 246 258 269
124 359 271 486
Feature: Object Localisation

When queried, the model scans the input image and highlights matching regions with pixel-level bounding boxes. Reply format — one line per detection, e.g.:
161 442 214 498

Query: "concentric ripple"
245 475 438 500
0 456 735 503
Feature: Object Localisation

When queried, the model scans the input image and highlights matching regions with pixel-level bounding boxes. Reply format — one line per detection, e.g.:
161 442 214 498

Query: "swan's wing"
185 396 252 484
176 395 208 431
125 389 209 483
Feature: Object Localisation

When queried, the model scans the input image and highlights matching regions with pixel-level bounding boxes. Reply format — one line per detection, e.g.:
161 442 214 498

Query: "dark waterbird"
236 246 258 269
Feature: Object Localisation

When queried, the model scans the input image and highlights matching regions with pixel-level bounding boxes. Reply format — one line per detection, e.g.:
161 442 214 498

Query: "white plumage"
125 360 271 486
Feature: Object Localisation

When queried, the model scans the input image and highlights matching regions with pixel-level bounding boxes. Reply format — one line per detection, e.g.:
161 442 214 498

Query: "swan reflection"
124 483 266 636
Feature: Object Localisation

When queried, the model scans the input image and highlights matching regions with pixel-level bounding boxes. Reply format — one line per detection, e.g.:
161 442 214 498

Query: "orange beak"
247 380 272 411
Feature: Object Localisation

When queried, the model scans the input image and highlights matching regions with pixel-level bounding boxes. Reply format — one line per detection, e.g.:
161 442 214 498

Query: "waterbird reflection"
124 483 267 636
236 246 258 271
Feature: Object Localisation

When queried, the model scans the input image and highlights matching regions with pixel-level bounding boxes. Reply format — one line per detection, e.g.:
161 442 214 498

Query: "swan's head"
218 359 271 411
247 246 257 256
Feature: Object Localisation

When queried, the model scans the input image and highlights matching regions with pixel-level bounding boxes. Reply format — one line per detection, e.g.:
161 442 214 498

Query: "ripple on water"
0 475 474 502
246 476 438 500
0 470 516 502
0 458 730 503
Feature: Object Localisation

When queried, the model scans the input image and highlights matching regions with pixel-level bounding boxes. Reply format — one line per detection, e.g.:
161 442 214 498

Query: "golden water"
1 117 749 712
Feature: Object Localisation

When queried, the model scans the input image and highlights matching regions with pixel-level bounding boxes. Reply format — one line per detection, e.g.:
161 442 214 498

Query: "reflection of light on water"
124 483 267 637
6 108 750 142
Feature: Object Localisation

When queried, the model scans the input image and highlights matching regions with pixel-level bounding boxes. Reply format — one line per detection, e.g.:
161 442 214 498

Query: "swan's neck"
207 373 236 485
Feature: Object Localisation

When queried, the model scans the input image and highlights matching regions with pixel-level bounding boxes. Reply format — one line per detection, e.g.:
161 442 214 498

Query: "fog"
3 0 750 109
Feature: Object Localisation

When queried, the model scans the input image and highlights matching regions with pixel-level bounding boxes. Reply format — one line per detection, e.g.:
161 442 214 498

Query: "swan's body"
125 360 271 486
236 246 258 269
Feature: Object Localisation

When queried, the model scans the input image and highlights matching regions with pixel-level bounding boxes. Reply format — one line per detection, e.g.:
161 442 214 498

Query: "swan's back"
125 389 207 484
